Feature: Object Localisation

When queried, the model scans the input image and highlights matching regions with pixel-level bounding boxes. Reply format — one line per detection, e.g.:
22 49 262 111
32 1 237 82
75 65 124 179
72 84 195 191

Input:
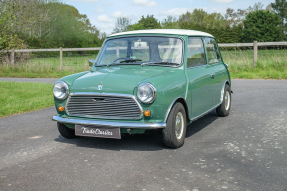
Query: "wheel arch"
220 80 230 103
164 97 191 123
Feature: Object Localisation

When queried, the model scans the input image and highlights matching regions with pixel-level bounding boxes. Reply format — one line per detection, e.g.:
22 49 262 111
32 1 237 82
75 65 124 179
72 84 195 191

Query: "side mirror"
89 60 95 66
224 63 229 68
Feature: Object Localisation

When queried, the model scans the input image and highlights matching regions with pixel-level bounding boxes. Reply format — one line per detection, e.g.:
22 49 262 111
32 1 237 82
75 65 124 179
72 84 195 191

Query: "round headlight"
53 81 69 100
137 83 157 104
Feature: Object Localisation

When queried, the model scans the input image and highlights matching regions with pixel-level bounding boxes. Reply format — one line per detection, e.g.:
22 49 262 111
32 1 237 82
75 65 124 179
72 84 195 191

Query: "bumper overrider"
52 116 166 129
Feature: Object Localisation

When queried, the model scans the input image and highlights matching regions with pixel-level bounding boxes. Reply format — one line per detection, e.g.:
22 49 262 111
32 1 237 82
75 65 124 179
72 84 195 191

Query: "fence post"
60 47 63 71
253 41 257 68
10 49 15 66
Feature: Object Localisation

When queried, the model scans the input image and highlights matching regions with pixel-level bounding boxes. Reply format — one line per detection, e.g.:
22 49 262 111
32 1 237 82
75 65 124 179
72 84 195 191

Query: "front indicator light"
58 106 64 112
144 110 151 117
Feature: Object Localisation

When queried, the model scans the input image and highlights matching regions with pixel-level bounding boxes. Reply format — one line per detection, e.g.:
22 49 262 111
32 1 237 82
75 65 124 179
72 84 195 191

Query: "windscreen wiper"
154 62 179 65
141 62 179 66
107 62 141 67
119 59 142 63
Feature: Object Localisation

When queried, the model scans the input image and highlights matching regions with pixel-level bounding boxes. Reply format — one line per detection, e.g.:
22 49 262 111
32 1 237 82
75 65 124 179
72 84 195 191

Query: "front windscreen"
96 36 183 66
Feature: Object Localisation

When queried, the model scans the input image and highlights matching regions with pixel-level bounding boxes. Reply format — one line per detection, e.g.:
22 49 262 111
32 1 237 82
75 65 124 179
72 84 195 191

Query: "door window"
187 38 206 68
204 38 221 64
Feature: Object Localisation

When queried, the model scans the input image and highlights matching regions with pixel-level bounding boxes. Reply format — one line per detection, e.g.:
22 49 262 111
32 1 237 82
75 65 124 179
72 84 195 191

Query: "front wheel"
57 122 76 139
163 102 187 148
216 84 231 117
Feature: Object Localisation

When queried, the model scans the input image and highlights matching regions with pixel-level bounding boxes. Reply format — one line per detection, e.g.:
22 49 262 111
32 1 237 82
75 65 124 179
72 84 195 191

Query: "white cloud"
113 11 122 18
97 15 113 23
133 0 158 7
95 9 104 13
160 8 193 16
211 0 234 3
112 11 129 18
102 2 113 6
64 0 100 2
99 24 114 30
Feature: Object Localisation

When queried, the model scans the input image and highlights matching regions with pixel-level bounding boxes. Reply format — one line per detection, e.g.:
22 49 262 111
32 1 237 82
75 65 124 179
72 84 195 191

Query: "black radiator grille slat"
66 95 142 119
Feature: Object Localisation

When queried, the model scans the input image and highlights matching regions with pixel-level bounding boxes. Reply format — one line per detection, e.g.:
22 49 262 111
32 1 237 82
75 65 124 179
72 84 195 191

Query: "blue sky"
62 0 274 34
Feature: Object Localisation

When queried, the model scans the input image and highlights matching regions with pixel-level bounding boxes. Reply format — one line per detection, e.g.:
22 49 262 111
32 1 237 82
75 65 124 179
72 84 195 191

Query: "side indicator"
58 106 64 112
144 110 151 117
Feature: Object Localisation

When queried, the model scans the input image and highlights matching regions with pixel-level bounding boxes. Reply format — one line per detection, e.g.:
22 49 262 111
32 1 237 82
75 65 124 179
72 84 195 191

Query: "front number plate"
75 125 121 139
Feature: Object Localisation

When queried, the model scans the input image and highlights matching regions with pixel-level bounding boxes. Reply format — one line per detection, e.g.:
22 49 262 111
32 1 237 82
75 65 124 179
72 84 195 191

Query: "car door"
186 37 214 119
204 37 226 106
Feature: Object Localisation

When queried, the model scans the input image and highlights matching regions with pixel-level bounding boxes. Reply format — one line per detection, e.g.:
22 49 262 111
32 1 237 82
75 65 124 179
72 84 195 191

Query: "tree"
178 11 192 26
161 16 179 29
243 10 281 42
225 8 247 26
113 17 131 33
138 15 161 29
0 0 103 52
205 13 226 28
271 0 287 26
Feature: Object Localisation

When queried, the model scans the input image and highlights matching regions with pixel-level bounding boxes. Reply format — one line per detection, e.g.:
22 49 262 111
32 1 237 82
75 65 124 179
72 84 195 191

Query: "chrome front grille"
65 93 143 120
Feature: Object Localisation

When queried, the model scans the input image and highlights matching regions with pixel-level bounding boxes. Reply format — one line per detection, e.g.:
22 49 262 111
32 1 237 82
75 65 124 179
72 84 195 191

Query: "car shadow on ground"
54 110 218 151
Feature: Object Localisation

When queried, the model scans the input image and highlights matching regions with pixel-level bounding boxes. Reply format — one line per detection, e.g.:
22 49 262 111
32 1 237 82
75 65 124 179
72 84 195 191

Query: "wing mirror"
89 60 95 67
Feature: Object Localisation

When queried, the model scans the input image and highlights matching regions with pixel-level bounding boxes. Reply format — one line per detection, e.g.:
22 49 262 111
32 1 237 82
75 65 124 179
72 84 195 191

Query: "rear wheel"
163 102 187 148
57 122 76 139
216 84 231 117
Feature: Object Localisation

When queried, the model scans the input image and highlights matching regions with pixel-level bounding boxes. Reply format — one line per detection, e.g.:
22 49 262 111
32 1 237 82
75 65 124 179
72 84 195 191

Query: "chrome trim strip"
65 92 143 120
52 116 166 129
190 103 221 122
164 97 191 122
219 80 228 103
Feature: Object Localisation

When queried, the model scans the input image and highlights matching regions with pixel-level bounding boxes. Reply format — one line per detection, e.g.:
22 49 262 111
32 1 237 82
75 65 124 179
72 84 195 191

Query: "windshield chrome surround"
96 35 185 68
65 92 144 120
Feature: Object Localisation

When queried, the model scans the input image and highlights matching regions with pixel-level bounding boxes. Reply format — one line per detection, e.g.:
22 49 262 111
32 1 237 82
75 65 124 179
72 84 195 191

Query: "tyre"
163 102 187 148
216 84 231 117
57 122 76 139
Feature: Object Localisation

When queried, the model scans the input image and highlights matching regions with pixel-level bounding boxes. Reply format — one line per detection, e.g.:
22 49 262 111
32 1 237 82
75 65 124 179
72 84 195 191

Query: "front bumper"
52 116 166 129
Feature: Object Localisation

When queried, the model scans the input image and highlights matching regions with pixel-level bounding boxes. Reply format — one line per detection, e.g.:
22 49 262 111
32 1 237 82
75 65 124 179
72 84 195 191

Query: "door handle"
210 73 215 78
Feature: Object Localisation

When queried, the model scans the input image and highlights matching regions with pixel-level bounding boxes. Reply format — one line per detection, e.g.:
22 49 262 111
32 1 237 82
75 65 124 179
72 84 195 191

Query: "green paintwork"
54 32 231 131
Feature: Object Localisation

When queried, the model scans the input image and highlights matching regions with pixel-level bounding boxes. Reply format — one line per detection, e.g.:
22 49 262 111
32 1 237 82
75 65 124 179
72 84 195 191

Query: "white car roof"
109 29 214 37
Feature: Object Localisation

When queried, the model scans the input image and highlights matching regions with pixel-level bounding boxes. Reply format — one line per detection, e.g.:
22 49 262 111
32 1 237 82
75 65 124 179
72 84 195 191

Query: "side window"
204 38 221 64
187 37 206 68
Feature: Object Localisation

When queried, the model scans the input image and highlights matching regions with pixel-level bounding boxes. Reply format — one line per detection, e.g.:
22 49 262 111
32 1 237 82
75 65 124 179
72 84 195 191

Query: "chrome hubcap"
225 91 230 110
175 112 184 139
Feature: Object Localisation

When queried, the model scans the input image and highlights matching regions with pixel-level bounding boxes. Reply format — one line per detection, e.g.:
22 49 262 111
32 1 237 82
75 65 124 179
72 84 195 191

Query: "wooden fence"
1 41 287 71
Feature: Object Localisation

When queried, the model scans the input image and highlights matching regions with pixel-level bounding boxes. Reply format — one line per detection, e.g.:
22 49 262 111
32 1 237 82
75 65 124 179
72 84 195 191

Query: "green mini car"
52 29 232 148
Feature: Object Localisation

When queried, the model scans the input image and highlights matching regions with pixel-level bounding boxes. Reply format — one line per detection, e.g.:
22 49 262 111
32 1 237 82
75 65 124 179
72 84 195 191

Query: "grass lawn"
0 49 287 79
221 48 287 79
0 55 94 78
0 81 54 117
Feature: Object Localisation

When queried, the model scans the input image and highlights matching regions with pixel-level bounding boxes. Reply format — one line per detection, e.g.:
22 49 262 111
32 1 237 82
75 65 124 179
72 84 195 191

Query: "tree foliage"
128 15 161 30
0 0 104 50
243 10 281 42
271 0 287 25
161 16 179 29
179 9 226 28
113 17 131 33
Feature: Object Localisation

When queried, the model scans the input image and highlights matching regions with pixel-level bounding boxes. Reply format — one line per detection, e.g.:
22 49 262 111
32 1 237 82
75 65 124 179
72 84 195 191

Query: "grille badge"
98 84 103 91
93 98 105 102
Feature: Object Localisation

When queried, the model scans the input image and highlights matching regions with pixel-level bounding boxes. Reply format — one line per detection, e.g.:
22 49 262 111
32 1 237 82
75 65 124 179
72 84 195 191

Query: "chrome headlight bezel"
137 83 157 104
53 81 69 100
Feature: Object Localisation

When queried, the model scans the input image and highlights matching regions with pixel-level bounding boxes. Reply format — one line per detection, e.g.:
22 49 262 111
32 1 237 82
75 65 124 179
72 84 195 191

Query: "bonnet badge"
98 84 103 91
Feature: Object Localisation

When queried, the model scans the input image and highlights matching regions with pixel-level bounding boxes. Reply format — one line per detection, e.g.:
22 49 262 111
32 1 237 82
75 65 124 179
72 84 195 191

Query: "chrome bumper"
52 116 166 129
